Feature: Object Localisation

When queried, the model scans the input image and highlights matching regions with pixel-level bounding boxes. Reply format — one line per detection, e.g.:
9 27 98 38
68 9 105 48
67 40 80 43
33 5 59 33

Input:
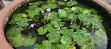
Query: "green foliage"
42 40 52 49
28 1 43 9
38 26 47 35
58 9 67 18
58 2 65 6
44 12 59 20
25 8 43 18
16 18 32 27
82 9 91 16
46 0 56 4
9 33 37 47
51 19 65 27
60 28 73 37
74 6 83 13
42 3 57 10
56 44 67 49
6 25 24 37
66 1 78 7
60 36 72 47
68 14 77 21
67 45 76 49
89 9 98 14
34 44 41 49
46 32 61 43
6 0 106 49
69 23 80 29
8 14 24 24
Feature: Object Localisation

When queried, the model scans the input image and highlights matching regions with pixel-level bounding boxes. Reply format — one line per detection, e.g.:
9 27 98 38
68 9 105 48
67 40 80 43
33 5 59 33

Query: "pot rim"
0 0 111 49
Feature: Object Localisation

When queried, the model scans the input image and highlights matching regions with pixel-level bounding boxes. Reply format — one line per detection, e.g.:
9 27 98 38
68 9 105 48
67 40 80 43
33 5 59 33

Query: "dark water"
4 0 110 49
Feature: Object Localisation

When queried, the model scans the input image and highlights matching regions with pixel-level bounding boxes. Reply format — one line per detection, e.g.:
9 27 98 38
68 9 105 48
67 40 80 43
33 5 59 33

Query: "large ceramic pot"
0 0 111 49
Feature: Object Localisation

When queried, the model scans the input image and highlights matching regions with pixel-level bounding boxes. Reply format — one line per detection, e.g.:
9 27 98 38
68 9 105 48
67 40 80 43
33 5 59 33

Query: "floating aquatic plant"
5 0 107 49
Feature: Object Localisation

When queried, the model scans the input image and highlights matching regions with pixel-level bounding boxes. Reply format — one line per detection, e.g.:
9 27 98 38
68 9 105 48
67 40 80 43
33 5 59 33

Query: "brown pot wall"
0 0 110 49
0 0 25 49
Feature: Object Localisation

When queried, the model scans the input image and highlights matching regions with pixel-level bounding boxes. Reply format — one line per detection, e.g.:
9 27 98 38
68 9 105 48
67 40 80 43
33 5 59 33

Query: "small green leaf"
82 9 91 16
90 9 98 14
56 44 67 49
94 36 104 46
68 14 77 21
9 33 24 47
60 29 73 37
6 26 24 37
44 12 59 20
23 36 37 47
51 19 65 27
26 8 42 18
67 45 76 49
58 2 65 5
66 1 78 7
74 7 83 13
16 18 32 27
69 23 80 29
34 44 42 49
60 36 72 47
42 40 52 49
46 32 61 43
38 26 47 35
9 33 37 47
73 33 84 46
45 24 58 32
58 9 67 18
46 0 56 4
8 14 23 24
42 3 57 10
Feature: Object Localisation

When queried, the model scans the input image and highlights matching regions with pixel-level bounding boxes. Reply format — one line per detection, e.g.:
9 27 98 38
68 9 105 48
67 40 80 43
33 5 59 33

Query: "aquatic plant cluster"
5 0 107 49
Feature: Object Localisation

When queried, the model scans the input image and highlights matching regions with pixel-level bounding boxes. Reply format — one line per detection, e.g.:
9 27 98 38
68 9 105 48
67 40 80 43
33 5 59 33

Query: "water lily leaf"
95 28 107 39
8 14 23 24
45 24 58 32
44 12 59 20
9 33 24 47
46 0 56 4
73 33 84 46
60 29 73 37
66 1 78 7
34 44 42 49
82 9 91 16
67 45 76 49
58 2 65 5
58 9 67 18
56 44 67 49
51 19 65 27
42 40 52 49
60 36 72 47
42 3 57 10
9 33 37 47
38 26 47 35
90 9 98 14
16 18 32 27
69 23 80 29
28 1 43 9
74 7 83 13
23 36 37 47
25 8 42 18
68 14 77 21
6 26 24 37
46 32 61 43
94 36 104 46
